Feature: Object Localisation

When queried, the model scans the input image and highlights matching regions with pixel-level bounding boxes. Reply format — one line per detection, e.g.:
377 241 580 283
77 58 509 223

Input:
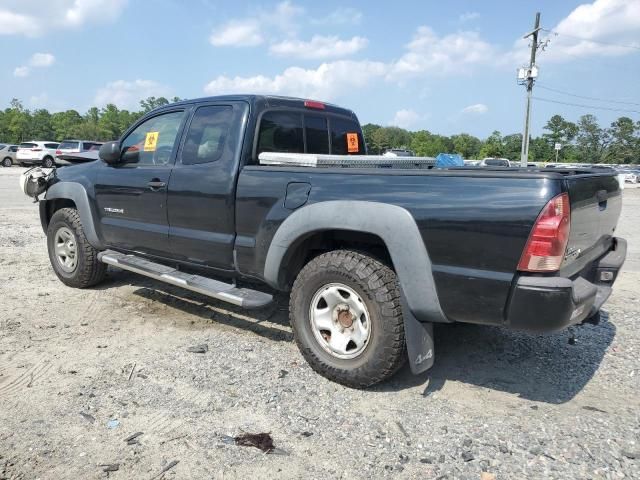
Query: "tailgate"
562 173 622 274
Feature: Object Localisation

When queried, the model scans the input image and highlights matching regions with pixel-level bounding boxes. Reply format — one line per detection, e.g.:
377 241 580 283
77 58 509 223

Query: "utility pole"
519 12 541 167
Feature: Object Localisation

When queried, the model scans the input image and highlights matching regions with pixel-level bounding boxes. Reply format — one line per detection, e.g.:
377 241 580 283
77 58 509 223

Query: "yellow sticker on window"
346 133 359 153
144 131 159 152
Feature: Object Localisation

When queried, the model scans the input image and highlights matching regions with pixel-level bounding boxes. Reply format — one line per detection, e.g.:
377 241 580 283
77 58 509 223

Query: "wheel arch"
264 200 449 323
41 182 104 249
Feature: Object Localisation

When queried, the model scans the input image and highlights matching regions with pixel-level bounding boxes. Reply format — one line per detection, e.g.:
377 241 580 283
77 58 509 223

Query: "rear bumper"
506 237 626 331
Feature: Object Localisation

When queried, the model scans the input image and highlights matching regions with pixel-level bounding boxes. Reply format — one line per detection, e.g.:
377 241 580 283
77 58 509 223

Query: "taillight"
56 150 61 155
304 100 325 110
518 193 571 272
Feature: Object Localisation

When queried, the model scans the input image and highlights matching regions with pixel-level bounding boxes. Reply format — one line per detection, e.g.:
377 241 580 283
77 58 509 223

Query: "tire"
290 250 406 388
2 157 11 167
47 208 107 288
42 156 54 168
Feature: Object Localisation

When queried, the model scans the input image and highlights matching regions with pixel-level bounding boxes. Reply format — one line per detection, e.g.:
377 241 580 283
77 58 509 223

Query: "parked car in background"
55 140 103 166
464 160 481 166
383 148 415 157
16 141 59 168
624 171 638 184
480 157 511 167
1 144 19 167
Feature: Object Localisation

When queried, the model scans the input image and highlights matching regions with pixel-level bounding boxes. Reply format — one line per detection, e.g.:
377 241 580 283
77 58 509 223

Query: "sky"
1 0 639 138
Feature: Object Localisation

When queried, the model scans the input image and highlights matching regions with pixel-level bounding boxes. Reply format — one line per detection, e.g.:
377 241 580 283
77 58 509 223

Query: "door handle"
148 179 166 190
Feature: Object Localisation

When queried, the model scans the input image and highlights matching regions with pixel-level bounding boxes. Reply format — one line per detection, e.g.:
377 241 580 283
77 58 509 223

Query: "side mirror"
99 141 121 164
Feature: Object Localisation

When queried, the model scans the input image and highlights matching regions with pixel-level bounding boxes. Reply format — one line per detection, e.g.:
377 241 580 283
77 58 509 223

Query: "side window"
330 117 365 155
304 115 329 154
257 111 303 157
10 146 18 152
121 111 184 166
181 106 232 165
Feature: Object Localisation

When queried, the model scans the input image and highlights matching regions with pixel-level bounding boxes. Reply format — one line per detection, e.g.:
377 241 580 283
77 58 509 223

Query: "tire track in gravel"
0 361 52 398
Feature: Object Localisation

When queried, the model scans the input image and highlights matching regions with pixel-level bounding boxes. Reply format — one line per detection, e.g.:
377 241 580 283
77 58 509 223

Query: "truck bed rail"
259 152 437 169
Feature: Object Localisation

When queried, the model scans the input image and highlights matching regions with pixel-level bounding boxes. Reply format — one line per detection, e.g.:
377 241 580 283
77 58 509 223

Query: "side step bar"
98 250 273 309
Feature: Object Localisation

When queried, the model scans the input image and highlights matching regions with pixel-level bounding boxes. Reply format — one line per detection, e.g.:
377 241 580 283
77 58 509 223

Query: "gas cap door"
284 182 311 210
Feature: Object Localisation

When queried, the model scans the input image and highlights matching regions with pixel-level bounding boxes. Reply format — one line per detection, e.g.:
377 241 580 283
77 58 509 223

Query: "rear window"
82 142 102 151
19 143 36 148
330 117 365 155
0 144 6 150
305 115 329 154
45 143 59 149
59 141 80 150
257 111 304 156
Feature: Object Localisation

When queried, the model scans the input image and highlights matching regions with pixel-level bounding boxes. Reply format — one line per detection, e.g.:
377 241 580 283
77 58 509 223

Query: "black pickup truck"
28 95 626 388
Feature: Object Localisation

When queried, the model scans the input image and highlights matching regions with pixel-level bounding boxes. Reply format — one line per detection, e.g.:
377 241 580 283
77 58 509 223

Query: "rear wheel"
290 250 405 388
47 208 106 288
2 157 11 167
42 156 54 168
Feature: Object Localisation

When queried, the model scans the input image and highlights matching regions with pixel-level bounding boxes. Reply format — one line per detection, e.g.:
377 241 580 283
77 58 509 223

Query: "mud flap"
401 292 435 374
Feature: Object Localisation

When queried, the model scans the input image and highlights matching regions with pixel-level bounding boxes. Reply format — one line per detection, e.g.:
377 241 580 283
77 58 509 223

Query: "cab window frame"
116 107 189 169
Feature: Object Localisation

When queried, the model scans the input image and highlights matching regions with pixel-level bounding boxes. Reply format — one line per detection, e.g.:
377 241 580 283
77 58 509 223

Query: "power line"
532 96 640 114
536 84 640 107
541 28 640 51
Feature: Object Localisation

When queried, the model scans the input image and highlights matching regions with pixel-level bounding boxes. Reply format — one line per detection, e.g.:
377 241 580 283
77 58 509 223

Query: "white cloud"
210 1 303 48
311 7 363 25
204 60 386 101
13 66 30 77
210 20 263 46
390 109 421 129
510 0 640 63
389 26 496 79
270 35 368 59
13 52 56 77
0 0 128 37
459 12 480 23
94 79 171 110
29 52 55 67
462 103 488 114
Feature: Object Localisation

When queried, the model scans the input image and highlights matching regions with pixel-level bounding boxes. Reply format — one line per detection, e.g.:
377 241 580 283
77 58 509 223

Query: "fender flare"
43 182 105 249
264 200 449 324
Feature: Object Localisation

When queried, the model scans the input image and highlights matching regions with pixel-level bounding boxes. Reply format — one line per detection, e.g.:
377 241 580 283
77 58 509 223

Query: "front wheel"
290 250 406 388
42 157 54 168
2 157 11 167
47 208 107 288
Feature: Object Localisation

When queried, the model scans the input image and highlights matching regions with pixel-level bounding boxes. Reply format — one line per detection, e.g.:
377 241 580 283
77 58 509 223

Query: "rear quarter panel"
236 168 559 325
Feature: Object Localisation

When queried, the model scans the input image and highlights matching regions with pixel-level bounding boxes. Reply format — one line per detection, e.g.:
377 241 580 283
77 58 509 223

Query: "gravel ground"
1 167 638 480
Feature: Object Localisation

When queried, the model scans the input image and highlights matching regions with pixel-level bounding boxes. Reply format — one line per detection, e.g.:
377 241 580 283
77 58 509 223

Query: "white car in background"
1 144 19 167
16 141 59 168
624 171 638 184
480 157 511 167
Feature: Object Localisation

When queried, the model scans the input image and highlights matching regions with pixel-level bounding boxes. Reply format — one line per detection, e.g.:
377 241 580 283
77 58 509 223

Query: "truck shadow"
380 313 616 404
96 269 293 343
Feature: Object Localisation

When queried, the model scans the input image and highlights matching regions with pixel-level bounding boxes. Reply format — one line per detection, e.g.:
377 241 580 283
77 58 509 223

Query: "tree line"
364 114 639 163
1 97 638 163
0 97 181 146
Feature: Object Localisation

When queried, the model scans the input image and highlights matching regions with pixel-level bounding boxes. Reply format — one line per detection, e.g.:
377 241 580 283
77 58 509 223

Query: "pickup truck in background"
25 95 627 388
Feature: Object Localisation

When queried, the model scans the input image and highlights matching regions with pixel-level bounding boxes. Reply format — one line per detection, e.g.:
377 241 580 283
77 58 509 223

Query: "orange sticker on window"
144 131 159 152
346 133 359 153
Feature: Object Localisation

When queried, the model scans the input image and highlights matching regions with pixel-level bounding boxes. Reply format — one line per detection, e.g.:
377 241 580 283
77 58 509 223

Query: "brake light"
56 150 61 155
517 193 571 272
304 100 325 110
